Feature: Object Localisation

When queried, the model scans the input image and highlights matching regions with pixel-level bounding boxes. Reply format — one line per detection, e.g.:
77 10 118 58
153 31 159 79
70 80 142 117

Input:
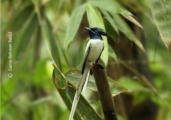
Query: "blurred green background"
1 0 171 120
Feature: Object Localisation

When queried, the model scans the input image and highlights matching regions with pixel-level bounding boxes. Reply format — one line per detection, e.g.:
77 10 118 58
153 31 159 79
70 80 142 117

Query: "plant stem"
92 63 117 120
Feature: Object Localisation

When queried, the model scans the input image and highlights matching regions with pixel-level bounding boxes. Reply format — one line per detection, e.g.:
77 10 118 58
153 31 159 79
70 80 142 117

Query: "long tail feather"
82 70 90 92
69 68 90 120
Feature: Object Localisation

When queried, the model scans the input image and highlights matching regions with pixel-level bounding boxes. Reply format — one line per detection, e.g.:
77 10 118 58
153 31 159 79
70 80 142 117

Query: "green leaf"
76 39 89 67
86 4 108 66
33 59 51 87
45 18 61 67
15 13 39 57
66 86 102 120
151 0 171 51
53 66 67 89
101 10 119 33
1 77 16 106
65 69 127 96
89 0 130 14
64 4 86 48
52 74 81 120
52 70 101 120
108 46 118 63
103 18 117 41
121 14 143 28
112 14 145 51
11 5 34 31
118 77 146 92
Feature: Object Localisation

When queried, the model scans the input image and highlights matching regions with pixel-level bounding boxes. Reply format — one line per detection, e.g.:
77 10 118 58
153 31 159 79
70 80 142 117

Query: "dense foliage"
1 0 171 120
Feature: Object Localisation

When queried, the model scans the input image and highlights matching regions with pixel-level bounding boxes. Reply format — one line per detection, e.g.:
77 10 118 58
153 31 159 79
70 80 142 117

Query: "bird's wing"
95 45 104 63
81 41 91 74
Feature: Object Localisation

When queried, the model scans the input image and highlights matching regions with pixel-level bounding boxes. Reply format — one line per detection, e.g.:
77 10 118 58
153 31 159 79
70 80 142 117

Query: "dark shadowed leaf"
15 13 39 57
101 10 119 33
11 5 34 31
104 18 117 41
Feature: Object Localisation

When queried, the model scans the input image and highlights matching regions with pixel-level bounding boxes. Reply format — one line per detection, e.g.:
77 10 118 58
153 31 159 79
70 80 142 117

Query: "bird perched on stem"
69 27 107 120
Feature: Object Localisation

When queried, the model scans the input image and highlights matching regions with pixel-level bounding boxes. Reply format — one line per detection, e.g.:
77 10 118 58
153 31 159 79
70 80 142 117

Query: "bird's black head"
85 27 107 40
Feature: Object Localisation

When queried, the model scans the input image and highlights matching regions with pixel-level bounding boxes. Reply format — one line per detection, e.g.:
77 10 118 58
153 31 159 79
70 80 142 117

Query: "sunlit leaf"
1 78 16 104
64 4 86 48
121 14 143 28
151 0 171 51
118 77 146 92
89 0 130 14
65 69 127 96
86 4 108 66
33 59 51 87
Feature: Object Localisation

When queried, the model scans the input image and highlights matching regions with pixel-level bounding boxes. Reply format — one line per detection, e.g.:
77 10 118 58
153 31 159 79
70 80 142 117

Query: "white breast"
85 39 104 62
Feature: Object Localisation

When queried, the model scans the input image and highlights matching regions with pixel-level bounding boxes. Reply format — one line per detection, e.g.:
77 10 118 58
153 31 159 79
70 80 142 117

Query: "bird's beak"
85 27 95 34
85 27 91 31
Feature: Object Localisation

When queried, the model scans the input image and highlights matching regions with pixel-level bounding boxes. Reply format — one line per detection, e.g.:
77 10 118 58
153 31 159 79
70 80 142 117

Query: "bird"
69 27 107 120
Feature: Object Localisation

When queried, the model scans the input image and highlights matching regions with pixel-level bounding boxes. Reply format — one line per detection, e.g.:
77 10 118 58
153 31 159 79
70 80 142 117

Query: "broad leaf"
151 0 171 51
89 0 130 14
64 4 86 48
52 69 102 120
52 72 81 120
65 69 127 96
53 67 67 90
66 87 102 120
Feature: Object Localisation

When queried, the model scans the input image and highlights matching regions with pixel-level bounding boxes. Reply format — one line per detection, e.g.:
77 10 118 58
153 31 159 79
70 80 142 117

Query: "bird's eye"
94 29 99 34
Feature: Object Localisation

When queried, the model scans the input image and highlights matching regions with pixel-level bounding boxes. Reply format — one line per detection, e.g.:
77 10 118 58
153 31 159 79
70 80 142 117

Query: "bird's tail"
69 68 90 120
